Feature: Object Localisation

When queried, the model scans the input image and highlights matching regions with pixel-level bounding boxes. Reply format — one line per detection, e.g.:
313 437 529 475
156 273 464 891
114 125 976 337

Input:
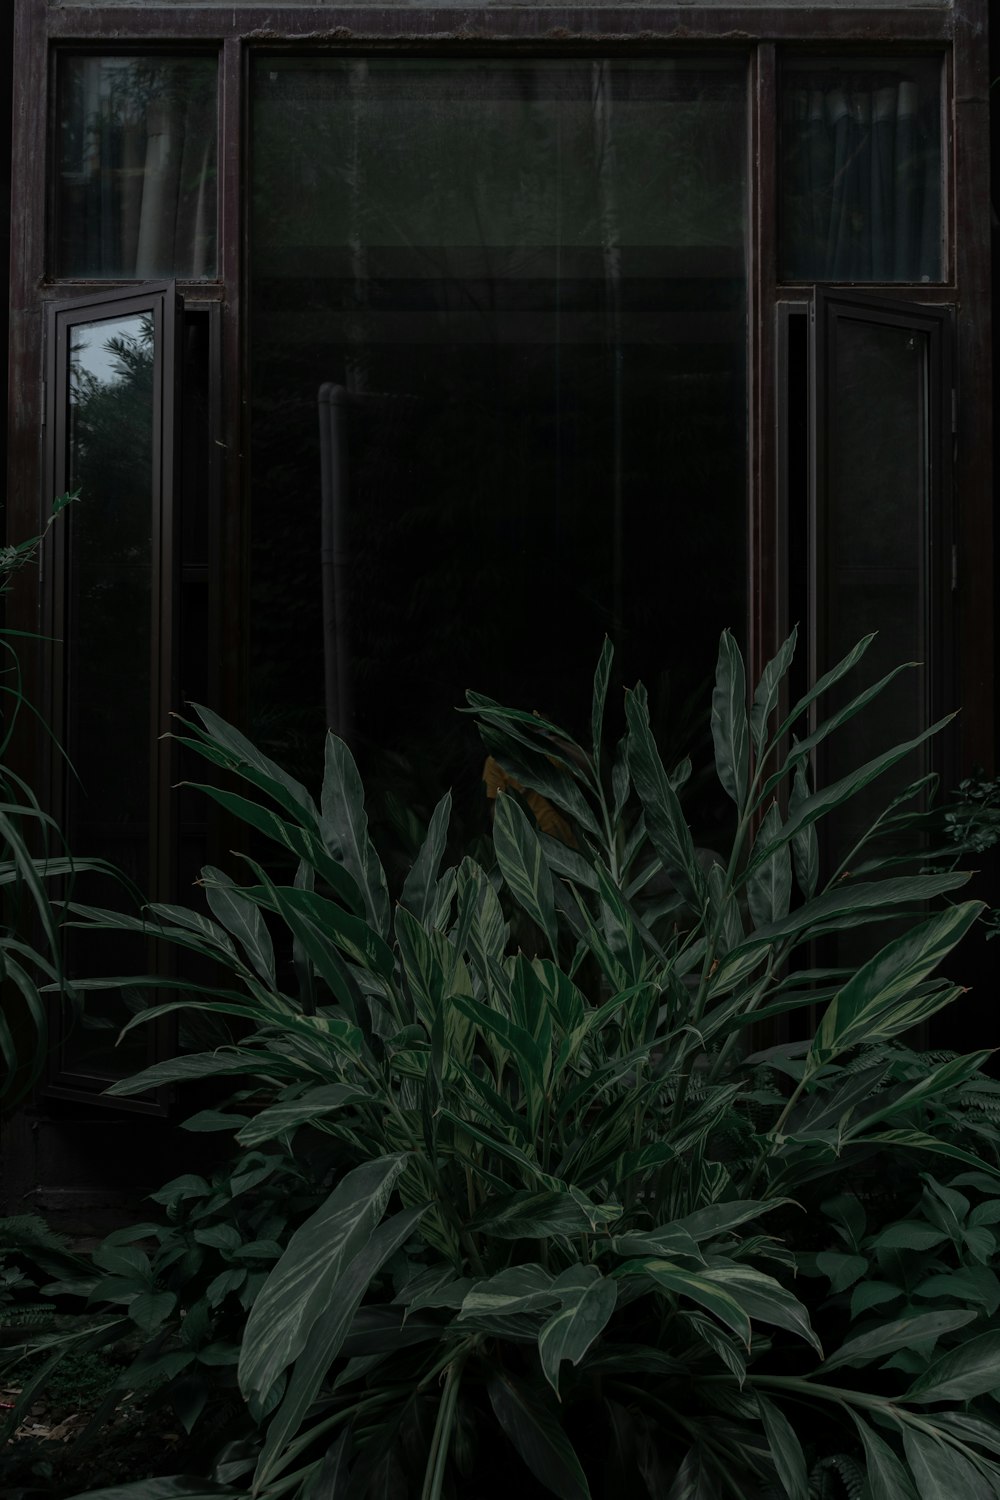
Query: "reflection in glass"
250 59 748 852
63 312 154 1076
781 58 941 282
822 316 929 880
56 55 217 278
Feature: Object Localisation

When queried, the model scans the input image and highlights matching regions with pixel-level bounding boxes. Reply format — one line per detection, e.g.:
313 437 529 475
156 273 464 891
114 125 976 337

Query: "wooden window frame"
811 288 955 752
43 282 180 881
11 4 989 722
4 1 992 1106
42 282 180 1107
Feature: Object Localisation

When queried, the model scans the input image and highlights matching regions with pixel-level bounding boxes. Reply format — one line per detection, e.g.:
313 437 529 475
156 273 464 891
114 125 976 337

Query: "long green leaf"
711 630 750 811
493 790 559 958
481 732 603 841
610 1226 704 1263
758 1394 808 1500
700 1264 821 1354
468 1189 595 1240
459 1265 558 1320
488 1372 591 1500
321 734 391 937
666 1447 722 1500
538 1267 618 1397
733 872 971 955
822 1310 977 1374
592 636 614 771
241 881 394 981
104 1047 303 1096
751 628 797 753
181 785 363 915
850 1415 918 1500
239 1154 407 1405
748 716 955 880
400 791 452 926
254 1205 425 1487
792 663 920 778
185 703 317 820
851 1130 1000 1181
807 902 984 1073
625 686 704 910
259 885 370 1030
747 803 792 929
674 1199 790 1244
845 1050 993 1138
907 1330 1000 1404
902 1426 995 1500
773 634 874 743
788 755 819 900
616 1260 751 1347
235 1084 369 1146
202 866 275 983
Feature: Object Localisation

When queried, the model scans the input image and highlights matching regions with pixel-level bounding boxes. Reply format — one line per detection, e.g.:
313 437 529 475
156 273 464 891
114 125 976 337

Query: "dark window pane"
55 55 217 278
821 313 931 871
63 310 156 1078
781 57 942 282
250 58 747 847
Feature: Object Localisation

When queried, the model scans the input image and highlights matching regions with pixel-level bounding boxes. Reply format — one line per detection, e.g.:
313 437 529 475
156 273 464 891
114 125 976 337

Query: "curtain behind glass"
56 55 217 279
781 59 941 282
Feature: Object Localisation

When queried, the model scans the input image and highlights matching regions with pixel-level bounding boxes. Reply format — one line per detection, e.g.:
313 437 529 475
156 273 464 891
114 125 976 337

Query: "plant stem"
420 1351 467 1500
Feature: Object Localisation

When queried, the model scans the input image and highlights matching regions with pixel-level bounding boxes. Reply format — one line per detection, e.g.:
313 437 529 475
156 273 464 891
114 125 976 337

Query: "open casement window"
808 289 954 901
43 282 184 1107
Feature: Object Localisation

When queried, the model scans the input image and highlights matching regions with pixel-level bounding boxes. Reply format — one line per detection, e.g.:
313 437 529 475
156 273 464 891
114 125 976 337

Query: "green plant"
0 1216 90 1326
945 770 1000 858
36 629 1000 1499
0 496 125 1105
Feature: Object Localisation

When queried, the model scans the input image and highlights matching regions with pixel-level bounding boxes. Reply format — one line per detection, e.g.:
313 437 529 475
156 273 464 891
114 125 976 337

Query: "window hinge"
40 380 46 426
952 543 959 592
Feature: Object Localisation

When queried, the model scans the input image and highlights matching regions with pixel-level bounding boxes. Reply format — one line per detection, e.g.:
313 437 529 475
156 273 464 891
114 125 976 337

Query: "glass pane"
822 314 929 871
781 57 941 282
56 55 217 278
250 58 747 852
63 310 155 1078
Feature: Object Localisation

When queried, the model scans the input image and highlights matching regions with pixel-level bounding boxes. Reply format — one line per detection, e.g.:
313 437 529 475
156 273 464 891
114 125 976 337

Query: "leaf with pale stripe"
748 716 955 881
822 1310 976 1373
758 1394 808 1500
625 685 705 910
748 803 792 929
850 1415 918 1500
400 791 452 925
902 1426 995 1500
906 1330 1000 1404
235 1084 368 1146
254 1205 424 1487
202 866 275 983
538 1266 617 1396
238 1154 407 1405
808 902 984 1073
616 1259 751 1347
711 630 750 810
751 628 797 752
320 733 391 937
493 789 559 957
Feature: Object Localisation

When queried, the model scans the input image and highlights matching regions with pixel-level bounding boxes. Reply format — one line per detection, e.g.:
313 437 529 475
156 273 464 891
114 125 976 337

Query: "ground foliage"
6 629 1000 1499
